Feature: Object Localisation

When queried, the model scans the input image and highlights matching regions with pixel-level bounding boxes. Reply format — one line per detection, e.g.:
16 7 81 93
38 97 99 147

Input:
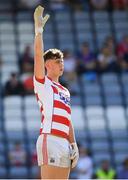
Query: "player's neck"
47 74 59 83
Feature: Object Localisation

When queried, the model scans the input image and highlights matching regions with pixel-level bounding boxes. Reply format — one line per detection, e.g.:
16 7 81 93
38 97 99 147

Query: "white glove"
34 5 50 35
70 142 79 168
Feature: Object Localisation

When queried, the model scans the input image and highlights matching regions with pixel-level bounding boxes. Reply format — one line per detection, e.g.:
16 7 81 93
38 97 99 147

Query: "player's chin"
59 71 64 76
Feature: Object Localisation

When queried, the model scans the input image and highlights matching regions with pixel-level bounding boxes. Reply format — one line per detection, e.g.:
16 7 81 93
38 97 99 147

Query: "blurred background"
0 0 128 179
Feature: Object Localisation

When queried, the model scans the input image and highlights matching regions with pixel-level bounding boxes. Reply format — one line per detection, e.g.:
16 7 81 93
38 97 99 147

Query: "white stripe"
38 100 42 108
54 108 71 120
40 122 44 128
52 122 69 134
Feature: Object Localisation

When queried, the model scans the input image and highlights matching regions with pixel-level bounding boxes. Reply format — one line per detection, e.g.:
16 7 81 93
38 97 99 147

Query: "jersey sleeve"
33 76 52 102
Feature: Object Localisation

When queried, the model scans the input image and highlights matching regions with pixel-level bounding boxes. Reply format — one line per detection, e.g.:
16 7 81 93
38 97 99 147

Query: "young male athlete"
33 5 79 179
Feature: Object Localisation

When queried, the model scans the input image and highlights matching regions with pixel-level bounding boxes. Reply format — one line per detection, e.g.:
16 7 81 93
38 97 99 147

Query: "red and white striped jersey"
33 76 71 139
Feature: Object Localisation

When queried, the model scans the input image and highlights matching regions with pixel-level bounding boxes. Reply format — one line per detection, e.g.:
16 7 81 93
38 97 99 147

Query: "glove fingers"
71 158 77 169
70 151 77 160
42 14 50 28
34 6 44 19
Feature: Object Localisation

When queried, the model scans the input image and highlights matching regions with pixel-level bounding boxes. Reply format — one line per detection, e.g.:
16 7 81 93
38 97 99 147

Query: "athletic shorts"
36 134 71 168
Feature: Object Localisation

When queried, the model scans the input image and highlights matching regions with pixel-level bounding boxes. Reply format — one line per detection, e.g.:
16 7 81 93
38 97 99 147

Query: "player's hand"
70 142 79 168
34 5 50 33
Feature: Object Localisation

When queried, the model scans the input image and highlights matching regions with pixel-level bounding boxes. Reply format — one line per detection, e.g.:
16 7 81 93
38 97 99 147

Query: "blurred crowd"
11 0 128 11
71 144 128 179
1 34 128 96
8 141 128 179
0 0 128 179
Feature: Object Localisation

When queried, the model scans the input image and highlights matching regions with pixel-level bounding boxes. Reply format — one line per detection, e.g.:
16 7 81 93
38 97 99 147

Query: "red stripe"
52 115 70 126
53 82 66 91
42 134 48 164
40 106 43 112
35 93 39 101
40 128 42 134
51 85 58 94
54 100 71 114
41 115 44 122
35 76 45 84
51 129 68 139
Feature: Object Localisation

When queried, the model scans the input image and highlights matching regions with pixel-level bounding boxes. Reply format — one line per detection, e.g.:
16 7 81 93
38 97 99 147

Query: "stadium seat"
88 116 106 130
24 107 40 120
89 129 109 140
0 22 14 34
68 80 81 95
75 129 87 142
0 131 4 141
84 83 101 95
24 96 40 135
30 166 39 179
112 11 128 41
4 96 22 108
114 151 128 166
17 22 33 33
0 142 5 154
24 95 37 108
0 154 6 166
121 73 128 84
93 11 109 20
103 84 121 94
93 12 111 49
9 166 28 179
85 95 103 106
77 31 94 50
70 95 82 106
86 106 104 116
4 108 22 119
16 12 32 21
71 106 85 130
27 130 39 141
112 140 128 152
5 128 24 141
86 106 106 130
104 95 123 106
0 13 13 21
91 139 110 153
93 152 111 165
74 11 90 21
101 73 119 84
5 118 24 131
1 62 18 74
0 167 7 179
25 117 40 132
110 129 128 139
106 106 127 129
113 11 128 20
96 32 112 49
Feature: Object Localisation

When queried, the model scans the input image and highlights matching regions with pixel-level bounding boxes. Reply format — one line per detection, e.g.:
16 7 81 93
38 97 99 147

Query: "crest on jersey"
59 92 70 105
50 157 55 163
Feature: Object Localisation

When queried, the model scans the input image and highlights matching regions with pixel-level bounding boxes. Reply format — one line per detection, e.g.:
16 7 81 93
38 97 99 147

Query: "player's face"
46 58 64 76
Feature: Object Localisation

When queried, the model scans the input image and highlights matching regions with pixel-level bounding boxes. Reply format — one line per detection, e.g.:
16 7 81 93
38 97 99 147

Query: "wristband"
35 27 43 36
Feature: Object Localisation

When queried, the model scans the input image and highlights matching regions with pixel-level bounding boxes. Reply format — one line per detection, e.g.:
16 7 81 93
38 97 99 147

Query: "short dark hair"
44 48 63 62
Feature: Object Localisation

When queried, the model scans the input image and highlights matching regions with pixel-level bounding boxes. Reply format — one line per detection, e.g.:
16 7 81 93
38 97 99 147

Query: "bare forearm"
34 33 45 78
68 121 76 143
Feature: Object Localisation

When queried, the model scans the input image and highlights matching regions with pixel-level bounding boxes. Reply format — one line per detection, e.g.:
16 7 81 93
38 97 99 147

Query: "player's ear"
45 61 52 72
44 62 47 74
45 61 48 68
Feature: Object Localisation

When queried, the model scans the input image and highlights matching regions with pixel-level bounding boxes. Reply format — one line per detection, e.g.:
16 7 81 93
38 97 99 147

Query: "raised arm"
34 6 49 79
